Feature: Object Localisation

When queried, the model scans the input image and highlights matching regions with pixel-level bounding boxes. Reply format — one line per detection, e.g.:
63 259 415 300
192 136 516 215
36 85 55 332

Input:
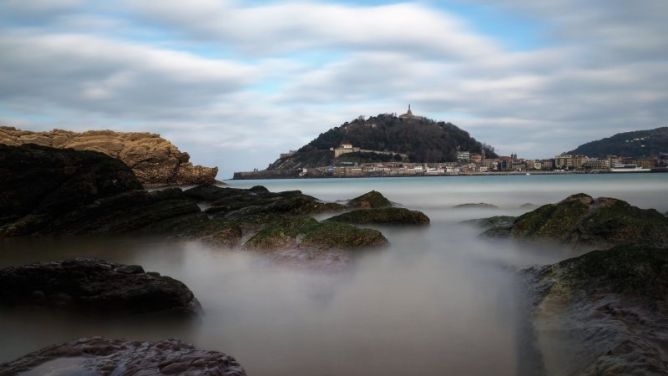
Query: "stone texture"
479 193 668 249
0 126 217 186
347 190 392 209
0 258 200 315
525 245 668 376
327 207 430 225
0 337 246 375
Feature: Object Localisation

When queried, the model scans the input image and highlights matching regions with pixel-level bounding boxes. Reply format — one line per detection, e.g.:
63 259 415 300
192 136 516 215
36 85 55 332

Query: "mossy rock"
347 190 392 209
533 245 668 300
495 193 668 248
327 208 430 225
243 217 388 250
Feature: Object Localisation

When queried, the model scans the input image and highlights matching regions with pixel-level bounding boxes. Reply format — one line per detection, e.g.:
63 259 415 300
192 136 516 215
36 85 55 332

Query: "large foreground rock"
0 126 217 186
0 259 199 315
526 245 668 375
0 337 246 376
327 207 430 225
0 144 141 229
479 193 668 249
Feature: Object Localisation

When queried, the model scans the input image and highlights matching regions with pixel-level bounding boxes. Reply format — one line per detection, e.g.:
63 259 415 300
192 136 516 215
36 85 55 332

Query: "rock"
463 215 515 237
0 337 246 375
525 245 668 375
453 203 498 209
347 190 392 208
243 217 388 250
0 144 142 230
482 193 668 249
0 258 200 315
327 208 430 225
0 126 217 186
182 185 345 219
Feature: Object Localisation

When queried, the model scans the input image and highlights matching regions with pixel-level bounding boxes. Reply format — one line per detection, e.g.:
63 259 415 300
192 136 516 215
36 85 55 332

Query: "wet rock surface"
0 337 246 376
0 259 199 315
525 245 668 376
327 207 430 225
0 126 217 186
244 216 388 251
478 193 668 249
347 190 392 209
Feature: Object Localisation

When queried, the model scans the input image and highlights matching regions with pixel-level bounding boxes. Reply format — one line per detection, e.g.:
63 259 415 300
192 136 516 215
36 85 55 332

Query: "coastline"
231 169 667 180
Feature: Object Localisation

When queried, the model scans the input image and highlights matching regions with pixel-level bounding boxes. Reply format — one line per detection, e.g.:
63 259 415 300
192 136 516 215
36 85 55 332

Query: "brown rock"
0 126 218 186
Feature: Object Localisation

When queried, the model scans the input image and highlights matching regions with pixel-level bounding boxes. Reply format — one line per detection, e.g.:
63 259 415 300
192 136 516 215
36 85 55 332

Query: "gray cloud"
0 0 666 177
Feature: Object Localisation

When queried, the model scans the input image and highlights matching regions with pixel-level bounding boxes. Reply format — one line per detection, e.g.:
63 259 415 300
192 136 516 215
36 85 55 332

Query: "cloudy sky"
1 0 667 177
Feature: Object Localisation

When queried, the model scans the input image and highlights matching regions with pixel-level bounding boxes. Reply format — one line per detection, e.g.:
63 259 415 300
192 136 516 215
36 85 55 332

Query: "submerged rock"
525 245 668 375
480 193 668 249
243 216 388 251
0 259 199 315
0 337 246 375
0 126 218 186
347 190 392 209
453 203 498 209
327 208 430 226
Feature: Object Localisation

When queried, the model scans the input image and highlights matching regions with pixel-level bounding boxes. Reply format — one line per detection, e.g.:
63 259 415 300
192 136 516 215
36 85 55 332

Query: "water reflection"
1 174 667 375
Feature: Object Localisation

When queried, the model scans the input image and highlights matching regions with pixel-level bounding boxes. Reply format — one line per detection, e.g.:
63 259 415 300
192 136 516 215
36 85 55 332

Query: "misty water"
1 174 667 375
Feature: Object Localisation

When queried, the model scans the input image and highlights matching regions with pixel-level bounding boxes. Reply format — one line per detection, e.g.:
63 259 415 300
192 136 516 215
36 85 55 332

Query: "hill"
567 127 668 158
268 112 497 170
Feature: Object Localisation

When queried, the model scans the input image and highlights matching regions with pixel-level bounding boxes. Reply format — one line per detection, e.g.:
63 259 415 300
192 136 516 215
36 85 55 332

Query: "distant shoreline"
231 169 667 180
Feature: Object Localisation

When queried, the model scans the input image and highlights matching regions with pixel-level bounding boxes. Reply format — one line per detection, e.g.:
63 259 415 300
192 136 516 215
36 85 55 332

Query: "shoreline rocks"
327 207 430 226
0 337 246 376
477 193 668 249
524 245 668 375
0 126 218 186
0 258 199 315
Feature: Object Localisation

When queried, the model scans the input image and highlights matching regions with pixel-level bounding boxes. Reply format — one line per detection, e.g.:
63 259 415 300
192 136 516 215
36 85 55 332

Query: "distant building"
456 151 471 162
399 104 415 119
470 153 482 164
333 143 360 158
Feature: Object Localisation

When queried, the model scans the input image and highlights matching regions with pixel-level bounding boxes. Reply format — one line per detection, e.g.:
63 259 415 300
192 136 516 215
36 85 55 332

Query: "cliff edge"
0 126 218 186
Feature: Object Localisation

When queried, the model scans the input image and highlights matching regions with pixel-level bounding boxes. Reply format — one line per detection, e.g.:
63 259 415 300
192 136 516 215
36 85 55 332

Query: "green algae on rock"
347 190 392 209
243 217 388 251
327 207 430 226
479 193 668 249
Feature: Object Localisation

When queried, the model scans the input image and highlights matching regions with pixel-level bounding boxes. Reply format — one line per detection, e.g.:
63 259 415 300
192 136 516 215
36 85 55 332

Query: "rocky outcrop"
0 144 142 231
327 208 430 226
478 194 668 249
347 190 392 209
0 126 217 186
525 245 668 375
0 259 199 315
243 216 388 251
0 337 246 375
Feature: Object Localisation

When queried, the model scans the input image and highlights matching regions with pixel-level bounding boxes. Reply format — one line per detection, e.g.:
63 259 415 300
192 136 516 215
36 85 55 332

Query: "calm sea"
1 173 667 375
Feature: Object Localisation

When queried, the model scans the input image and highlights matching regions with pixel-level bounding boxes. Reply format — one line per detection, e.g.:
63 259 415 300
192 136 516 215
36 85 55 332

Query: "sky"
1 0 667 178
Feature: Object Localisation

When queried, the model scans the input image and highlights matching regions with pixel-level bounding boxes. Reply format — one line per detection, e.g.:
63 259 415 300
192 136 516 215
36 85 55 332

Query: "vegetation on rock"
327 208 430 225
347 190 392 209
478 193 668 249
